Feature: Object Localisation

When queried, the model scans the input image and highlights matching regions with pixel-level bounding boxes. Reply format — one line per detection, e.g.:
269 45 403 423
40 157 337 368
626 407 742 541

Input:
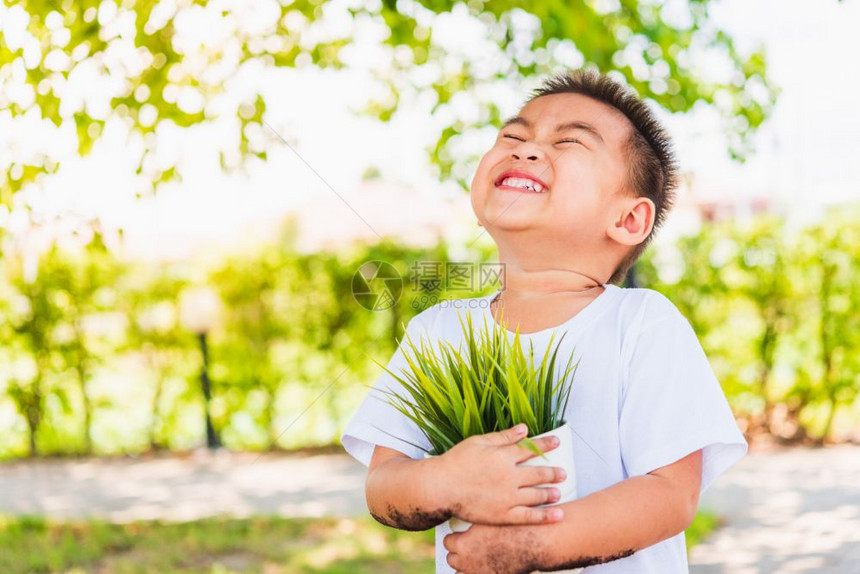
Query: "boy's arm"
365 445 454 531
365 425 569 532
443 449 702 573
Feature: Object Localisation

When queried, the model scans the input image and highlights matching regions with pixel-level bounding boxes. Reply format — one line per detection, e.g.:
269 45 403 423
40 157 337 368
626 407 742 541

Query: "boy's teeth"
500 177 545 192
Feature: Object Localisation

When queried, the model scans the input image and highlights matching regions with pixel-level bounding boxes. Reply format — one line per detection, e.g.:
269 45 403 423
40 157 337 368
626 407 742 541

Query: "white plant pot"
519 422 578 506
424 422 581 573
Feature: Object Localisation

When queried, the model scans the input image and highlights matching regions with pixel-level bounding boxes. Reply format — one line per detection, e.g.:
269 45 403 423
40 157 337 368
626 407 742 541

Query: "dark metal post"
198 332 220 449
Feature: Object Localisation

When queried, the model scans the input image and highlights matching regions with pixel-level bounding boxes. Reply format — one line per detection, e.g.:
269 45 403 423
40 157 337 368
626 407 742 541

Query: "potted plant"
370 306 581 538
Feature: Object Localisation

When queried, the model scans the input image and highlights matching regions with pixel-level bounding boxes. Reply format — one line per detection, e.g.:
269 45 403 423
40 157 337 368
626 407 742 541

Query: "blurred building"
680 174 778 223
288 176 476 253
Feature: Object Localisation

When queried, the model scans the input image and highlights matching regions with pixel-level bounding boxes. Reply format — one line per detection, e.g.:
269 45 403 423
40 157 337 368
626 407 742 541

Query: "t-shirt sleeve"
340 312 435 468
619 298 747 492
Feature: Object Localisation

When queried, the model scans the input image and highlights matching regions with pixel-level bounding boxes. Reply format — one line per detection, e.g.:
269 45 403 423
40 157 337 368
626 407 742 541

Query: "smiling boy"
341 69 747 573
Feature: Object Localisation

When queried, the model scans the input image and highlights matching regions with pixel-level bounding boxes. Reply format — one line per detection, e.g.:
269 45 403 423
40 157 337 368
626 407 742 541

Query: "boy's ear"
606 196 655 246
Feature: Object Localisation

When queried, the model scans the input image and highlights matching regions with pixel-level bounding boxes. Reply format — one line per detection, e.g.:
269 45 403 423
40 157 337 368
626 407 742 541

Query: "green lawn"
0 512 718 573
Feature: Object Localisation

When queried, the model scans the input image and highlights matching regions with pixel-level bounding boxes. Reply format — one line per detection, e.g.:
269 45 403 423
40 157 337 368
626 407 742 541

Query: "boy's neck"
493 265 604 307
488 264 607 334
490 234 619 298
495 262 605 299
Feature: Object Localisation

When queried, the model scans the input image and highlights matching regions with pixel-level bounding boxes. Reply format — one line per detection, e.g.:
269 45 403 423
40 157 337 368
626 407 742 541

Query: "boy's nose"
510 141 547 162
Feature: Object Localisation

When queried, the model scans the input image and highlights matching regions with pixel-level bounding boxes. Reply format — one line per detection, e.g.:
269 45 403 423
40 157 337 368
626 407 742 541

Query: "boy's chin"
482 219 543 235
482 208 542 227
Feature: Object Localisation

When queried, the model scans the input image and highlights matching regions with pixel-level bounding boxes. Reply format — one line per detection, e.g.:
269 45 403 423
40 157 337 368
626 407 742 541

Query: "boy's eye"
501 134 581 145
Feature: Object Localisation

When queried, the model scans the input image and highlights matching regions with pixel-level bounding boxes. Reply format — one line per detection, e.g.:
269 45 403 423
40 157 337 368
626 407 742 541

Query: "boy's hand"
444 523 538 574
432 423 567 526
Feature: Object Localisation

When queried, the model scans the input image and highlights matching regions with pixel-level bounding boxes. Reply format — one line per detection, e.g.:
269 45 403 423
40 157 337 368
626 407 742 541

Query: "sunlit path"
690 444 860 573
0 450 367 523
2 444 859 572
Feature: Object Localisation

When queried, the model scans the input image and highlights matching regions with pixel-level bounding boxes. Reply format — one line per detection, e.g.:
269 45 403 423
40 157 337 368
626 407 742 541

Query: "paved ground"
1 444 858 573
0 449 368 522
689 444 860 574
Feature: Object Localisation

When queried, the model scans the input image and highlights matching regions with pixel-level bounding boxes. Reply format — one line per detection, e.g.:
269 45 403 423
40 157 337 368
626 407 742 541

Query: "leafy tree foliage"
640 207 860 444
1 0 777 200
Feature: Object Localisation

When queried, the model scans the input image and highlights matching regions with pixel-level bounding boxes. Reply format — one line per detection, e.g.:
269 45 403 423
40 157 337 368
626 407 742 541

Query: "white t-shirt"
341 284 747 573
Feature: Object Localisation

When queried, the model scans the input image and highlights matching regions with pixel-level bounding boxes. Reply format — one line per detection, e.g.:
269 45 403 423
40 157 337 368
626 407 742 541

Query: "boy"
340 69 747 573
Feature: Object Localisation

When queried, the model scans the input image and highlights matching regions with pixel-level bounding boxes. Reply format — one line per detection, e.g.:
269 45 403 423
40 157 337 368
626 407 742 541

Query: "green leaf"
517 436 548 462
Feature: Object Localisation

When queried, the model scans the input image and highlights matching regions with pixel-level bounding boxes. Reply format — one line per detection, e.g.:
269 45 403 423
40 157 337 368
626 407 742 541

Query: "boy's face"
470 93 634 253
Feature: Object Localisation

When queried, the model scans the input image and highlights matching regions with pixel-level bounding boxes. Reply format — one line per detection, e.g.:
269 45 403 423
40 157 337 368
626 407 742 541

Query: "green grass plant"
0 511 719 572
371 308 580 457
0 514 435 573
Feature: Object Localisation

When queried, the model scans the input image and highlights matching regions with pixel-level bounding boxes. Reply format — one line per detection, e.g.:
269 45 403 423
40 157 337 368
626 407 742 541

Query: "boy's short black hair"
526 69 679 285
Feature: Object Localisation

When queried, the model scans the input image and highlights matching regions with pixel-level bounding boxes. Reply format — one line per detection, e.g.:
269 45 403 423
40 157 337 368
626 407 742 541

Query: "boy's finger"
514 435 560 461
488 423 528 445
443 531 462 552
517 486 560 508
517 464 566 487
511 505 564 525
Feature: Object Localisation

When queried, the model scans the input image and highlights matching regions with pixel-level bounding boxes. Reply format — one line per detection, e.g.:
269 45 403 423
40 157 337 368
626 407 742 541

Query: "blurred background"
0 0 858 572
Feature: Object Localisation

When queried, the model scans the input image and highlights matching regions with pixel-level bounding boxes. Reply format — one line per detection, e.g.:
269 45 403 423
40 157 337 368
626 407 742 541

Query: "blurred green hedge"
0 206 857 459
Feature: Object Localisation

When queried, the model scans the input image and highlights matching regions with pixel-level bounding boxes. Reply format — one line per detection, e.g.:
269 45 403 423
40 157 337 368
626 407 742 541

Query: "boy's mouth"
494 170 548 194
